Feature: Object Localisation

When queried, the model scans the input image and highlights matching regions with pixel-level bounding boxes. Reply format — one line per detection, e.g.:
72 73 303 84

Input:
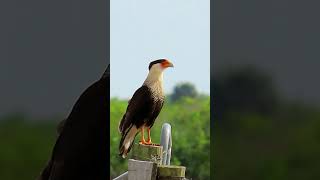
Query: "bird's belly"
141 117 155 128
142 119 152 127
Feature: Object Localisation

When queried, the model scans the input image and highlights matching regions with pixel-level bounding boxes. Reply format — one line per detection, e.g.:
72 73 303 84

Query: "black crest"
148 59 167 70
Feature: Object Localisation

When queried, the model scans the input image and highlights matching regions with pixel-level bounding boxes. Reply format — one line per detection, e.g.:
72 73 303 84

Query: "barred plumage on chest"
149 84 163 98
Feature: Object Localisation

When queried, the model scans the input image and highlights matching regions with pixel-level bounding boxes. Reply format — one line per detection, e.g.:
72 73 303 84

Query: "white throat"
143 64 164 86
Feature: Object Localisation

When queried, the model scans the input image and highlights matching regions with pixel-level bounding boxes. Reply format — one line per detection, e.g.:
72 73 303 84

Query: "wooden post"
115 140 188 180
128 159 157 180
157 165 186 180
131 143 163 165
128 143 187 180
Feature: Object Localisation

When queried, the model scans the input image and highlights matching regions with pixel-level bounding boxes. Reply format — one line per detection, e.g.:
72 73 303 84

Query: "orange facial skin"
161 59 174 68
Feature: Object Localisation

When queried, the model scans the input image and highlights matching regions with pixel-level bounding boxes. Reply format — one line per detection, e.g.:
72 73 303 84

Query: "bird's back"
38 68 109 180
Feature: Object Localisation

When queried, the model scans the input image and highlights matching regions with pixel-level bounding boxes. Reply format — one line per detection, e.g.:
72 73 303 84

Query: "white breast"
149 82 163 96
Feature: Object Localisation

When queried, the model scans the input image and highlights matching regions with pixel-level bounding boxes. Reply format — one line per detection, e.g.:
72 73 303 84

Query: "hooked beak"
162 60 174 68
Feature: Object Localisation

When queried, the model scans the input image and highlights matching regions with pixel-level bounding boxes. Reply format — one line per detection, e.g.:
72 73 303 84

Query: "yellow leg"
139 126 146 144
146 128 152 144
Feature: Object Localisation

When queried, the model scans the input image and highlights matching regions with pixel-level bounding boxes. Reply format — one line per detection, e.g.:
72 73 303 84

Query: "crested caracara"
118 59 173 158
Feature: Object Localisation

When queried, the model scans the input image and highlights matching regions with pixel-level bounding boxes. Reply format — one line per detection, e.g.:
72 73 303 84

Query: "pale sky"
110 0 210 98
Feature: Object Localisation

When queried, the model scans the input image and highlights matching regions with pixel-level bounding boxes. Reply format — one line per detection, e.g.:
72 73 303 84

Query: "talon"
145 140 152 145
139 140 147 145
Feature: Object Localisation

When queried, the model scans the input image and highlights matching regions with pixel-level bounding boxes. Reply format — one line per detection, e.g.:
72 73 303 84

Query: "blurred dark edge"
212 0 320 180
0 0 110 179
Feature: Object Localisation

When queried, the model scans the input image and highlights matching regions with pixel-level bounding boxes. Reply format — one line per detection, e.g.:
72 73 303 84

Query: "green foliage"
110 96 210 179
0 115 57 180
214 104 320 180
213 65 320 180
170 82 198 102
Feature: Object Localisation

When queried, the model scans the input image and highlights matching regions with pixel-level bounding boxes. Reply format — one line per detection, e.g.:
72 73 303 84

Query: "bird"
38 65 110 180
118 59 174 158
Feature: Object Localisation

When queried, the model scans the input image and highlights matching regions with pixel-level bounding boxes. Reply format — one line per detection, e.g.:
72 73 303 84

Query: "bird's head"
148 59 174 71
144 59 173 85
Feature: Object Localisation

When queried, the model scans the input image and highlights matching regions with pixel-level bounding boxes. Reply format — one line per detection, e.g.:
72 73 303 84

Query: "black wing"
119 86 154 134
146 99 164 128
38 66 109 180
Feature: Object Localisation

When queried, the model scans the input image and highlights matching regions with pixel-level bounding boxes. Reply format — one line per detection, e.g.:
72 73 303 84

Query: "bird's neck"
143 69 163 86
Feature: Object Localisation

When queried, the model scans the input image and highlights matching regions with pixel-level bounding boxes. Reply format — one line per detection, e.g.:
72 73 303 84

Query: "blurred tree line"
213 65 320 180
